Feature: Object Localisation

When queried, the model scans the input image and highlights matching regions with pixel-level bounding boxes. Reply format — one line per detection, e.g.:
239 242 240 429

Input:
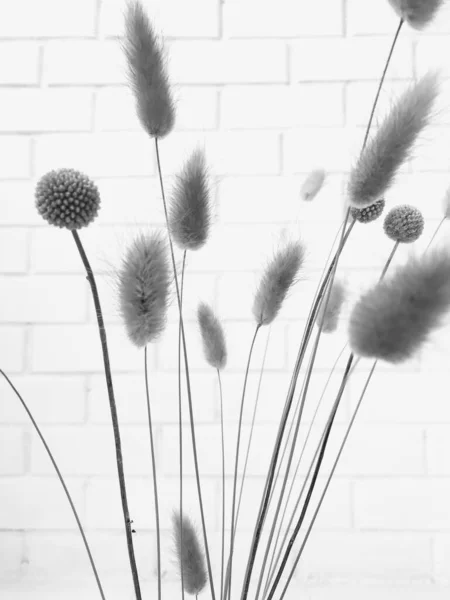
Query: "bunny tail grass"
124 0 175 138
388 0 446 29
169 149 212 251
173 512 208 596
349 248 450 362
348 72 438 208
118 231 171 348
253 240 305 326
316 279 346 333
197 303 227 370
300 168 326 202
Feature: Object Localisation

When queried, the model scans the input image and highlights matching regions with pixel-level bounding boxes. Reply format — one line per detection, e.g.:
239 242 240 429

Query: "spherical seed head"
351 198 386 224
35 168 100 230
383 204 424 244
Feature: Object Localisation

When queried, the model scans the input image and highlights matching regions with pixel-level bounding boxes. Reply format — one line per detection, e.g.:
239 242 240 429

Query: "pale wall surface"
1 0 450 599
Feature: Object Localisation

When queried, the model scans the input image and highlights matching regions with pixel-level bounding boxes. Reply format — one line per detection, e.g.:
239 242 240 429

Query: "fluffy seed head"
384 204 424 243
197 303 227 370
253 241 305 326
172 512 208 596
349 248 450 363
169 149 211 251
300 168 326 202
351 198 386 224
348 73 438 208
35 168 100 230
123 0 175 138
442 187 450 219
388 0 446 29
316 280 346 334
118 232 171 347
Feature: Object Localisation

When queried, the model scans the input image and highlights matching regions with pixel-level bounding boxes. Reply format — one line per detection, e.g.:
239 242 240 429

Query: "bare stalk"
217 369 226 600
178 251 187 600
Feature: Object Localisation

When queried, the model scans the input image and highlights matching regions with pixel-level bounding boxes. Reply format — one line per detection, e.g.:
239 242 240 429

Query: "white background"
2 0 450 598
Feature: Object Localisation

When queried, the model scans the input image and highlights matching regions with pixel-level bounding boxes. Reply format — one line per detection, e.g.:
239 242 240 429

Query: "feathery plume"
384 204 424 243
169 149 212 251
35 168 100 230
348 248 450 363
197 303 227 370
117 231 171 347
172 512 208 596
300 168 326 202
388 0 446 29
253 241 305 326
316 280 346 334
348 73 438 208
351 198 386 224
123 0 175 138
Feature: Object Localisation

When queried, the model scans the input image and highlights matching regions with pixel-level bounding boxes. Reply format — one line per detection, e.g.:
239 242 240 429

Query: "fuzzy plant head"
169 149 212 251
197 303 227 370
351 198 386 224
35 168 100 230
316 279 346 334
442 187 450 219
253 240 305 327
123 0 175 138
388 0 446 29
300 168 326 202
172 512 208 596
348 248 450 363
348 73 438 209
117 231 171 347
383 205 424 244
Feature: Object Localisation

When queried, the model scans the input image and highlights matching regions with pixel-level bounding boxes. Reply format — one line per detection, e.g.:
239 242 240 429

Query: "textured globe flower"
384 204 424 243
351 198 386 224
35 168 100 230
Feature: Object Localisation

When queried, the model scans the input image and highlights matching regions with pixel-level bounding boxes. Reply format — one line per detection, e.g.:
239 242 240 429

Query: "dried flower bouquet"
2 1 450 599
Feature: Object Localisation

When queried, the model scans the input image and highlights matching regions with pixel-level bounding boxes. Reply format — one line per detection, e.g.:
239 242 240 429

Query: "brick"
409 126 450 173
44 41 126 85
0 0 96 37
0 182 42 225
426 426 450 475
31 324 156 373
35 132 155 178
0 43 39 84
0 327 26 372
221 84 344 129
0 89 93 133
169 41 287 84
0 477 85 529
0 532 23 579
0 276 87 323
0 229 29 272
88 372 216 424
101 0 220 38
223 0 342 37
0 137 31 179
434 534 450 584
416 36 450 78
346 80 407 126
95 86 218 132
0 427 25 474
346 0 401 35
291 37 413 82
94 178 164 224
354 479 450 530
0 375 86 424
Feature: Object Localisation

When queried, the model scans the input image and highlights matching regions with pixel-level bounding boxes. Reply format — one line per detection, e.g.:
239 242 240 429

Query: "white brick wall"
1 0 450 599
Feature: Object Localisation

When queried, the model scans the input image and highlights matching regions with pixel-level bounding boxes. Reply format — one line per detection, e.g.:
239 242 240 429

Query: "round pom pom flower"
351 198 386 224
383 204 424 243
35 168 100 230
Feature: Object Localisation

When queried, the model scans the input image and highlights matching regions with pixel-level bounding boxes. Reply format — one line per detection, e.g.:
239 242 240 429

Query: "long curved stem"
425 217 446 253
0 369 106 600
217 369 226 600
154 138 215 600
144 346 161 600
72 230 141 600
178 251 187 600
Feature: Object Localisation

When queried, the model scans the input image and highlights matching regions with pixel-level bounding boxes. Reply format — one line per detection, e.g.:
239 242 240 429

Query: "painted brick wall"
1 1 450 599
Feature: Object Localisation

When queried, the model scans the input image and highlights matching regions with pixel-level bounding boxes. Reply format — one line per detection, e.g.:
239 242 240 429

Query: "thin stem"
178 251 187 600
144 346 161 600
224 325 261 600
154 138 215 600
278 361 378 600
0 369 106 600
380 241 399 279
266 355 354 600
71 230 141 600
425 217 446 253
362 18 404 150
217 369 226 600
